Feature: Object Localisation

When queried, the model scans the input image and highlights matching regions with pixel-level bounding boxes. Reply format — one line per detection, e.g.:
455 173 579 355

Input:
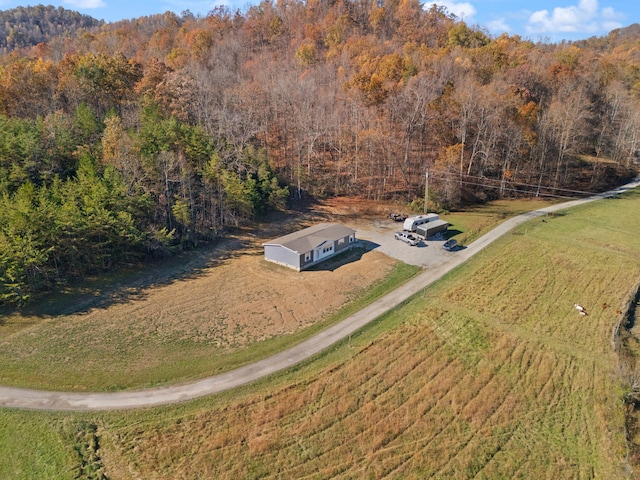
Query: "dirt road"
1 180 638 411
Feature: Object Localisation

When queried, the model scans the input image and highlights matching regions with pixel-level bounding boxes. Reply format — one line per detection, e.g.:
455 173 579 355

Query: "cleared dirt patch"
50 245 395 348
0 201 401 390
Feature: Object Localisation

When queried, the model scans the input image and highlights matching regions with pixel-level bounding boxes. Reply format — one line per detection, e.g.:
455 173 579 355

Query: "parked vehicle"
395 231 419 246
443 239 458 251
390 213 406 222
416 219 449 239
403 213 439 231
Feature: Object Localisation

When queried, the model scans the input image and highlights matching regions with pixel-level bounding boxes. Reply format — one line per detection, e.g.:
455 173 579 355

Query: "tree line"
0 5 103 53
0 1 638 304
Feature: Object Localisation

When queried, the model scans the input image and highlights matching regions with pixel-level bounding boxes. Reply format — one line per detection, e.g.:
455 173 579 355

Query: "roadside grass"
85 188 640 478
0 410 75 480
0 252 419 392
2 189 640 478
444 197 559 245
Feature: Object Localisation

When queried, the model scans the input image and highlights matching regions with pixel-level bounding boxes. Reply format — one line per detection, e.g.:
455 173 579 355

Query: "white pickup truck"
394 231 419 246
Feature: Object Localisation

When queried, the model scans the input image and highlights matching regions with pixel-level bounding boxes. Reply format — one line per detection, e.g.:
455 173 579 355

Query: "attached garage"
263 223 357 271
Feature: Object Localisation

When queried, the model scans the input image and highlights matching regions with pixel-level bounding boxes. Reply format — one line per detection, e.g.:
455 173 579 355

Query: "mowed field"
2 189 640 479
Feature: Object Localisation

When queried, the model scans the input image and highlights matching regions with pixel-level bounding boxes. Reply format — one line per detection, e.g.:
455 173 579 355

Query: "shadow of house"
443 228 462 238
263 223 357 271
306 246 370 272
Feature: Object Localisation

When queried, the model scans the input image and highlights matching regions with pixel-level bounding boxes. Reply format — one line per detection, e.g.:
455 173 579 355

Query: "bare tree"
540 80 592 188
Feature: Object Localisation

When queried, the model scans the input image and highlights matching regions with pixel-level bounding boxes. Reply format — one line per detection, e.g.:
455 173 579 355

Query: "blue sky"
0 0 637 42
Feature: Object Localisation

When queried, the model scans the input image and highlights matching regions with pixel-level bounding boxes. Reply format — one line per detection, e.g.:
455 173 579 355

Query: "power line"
458 172 597 196
426 170 600 199
437 178 577 199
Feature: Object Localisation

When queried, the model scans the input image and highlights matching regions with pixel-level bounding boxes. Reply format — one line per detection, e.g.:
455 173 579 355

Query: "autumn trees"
0 2 638 303
0 5 103 53
0 50 288 305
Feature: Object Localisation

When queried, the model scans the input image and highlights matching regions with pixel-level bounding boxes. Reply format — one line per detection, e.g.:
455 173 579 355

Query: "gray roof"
417 219 449 229
263 223 356 253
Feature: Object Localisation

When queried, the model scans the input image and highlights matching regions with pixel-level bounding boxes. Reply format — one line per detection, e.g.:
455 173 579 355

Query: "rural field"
2 190 640 478
0 196 552 393
0 205 416 392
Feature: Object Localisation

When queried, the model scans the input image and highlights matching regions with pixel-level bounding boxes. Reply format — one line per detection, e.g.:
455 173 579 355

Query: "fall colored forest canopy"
0 2 638 305
0 5 103 52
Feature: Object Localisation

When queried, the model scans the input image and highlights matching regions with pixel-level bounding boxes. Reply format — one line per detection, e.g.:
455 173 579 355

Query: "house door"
314 242 334 261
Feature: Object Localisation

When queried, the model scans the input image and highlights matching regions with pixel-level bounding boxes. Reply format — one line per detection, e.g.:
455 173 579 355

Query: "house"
263 223 357 271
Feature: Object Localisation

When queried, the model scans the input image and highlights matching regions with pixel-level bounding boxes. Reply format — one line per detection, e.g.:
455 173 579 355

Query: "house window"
305 252 312 262
349 235 354 242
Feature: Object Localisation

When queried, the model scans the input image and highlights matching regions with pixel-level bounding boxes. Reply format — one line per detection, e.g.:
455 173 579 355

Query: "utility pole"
424 168 429 213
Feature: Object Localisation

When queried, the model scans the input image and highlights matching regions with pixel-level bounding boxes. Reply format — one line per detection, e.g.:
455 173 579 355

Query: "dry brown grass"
0 218 399 390
101 319 623 478
3 192 639 479
97 191 640 479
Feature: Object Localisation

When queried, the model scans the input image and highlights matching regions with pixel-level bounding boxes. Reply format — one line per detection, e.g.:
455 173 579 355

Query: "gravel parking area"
351 218 456 269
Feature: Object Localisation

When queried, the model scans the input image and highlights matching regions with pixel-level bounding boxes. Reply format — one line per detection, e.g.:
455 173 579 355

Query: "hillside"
576 23 640 64
0 5 103 53
0 2 638 305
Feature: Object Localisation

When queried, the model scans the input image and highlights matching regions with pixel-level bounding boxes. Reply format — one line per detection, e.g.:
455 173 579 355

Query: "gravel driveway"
353 218 454 269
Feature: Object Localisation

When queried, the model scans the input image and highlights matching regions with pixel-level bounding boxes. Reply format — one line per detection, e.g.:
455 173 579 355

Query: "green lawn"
0 410 76 480
443 197 562 244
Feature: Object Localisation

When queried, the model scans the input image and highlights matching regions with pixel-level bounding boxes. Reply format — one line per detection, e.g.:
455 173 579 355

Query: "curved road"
1 180 639 411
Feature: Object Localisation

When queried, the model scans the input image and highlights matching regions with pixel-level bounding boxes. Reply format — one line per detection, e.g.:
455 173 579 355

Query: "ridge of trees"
0 1 639 305
0 5 103 53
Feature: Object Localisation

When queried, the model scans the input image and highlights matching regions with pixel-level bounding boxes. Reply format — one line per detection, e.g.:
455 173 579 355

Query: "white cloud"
424 1 477 21
63 0 106 8
526 0 624 35
163 1 228 12
487 18 511 34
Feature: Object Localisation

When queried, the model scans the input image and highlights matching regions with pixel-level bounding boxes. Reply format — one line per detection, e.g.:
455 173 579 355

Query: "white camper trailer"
403 213 440 232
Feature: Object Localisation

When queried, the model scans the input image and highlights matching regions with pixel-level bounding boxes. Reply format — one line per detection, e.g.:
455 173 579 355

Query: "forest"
0 5 103 52
0 2 638 305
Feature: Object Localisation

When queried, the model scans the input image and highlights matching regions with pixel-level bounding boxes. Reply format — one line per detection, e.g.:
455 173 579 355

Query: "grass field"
0 410 76 479
0 197 547 393
2 190 640 478
0 245 416 391
443 197 564 245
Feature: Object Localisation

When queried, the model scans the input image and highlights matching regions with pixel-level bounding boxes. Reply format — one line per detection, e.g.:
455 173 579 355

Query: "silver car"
395 231 419 246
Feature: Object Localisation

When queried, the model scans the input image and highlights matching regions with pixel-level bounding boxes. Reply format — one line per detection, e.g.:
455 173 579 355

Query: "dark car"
443 239 458 251
390 213 406 222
